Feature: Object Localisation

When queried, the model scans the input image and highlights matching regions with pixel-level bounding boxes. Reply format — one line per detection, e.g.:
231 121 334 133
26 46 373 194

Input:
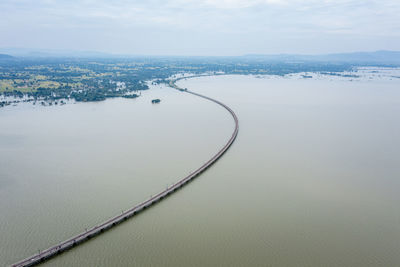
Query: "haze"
1 0 400 56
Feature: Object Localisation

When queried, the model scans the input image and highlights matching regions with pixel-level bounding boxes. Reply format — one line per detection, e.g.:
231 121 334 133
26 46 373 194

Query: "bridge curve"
11 77 239 267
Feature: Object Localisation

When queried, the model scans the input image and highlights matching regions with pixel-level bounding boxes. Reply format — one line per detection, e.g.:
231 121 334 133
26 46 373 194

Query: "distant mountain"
244 51 400 64
312 51 400 63
0 53 14 60
1 48 399 64
0 48 117 58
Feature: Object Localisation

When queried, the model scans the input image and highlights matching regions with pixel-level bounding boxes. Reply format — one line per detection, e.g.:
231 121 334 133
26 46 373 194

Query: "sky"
0 0 399 56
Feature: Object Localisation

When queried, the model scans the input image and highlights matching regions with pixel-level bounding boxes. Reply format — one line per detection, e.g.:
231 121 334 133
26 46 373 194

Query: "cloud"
174 0 286 9
0 0 399 55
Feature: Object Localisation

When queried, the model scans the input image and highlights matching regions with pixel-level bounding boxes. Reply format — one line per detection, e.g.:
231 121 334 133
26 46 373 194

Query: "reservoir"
1 73 400 266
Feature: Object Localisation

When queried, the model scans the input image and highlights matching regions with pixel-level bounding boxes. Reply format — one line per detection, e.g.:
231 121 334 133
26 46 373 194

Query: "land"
0 53 14 60
0 55 399 108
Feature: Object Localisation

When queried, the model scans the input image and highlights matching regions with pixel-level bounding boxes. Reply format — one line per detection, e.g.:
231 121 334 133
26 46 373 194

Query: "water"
1 74 400 266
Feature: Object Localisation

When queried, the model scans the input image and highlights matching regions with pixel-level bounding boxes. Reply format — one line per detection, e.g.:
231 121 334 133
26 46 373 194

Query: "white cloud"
0 0 399 55
185 0 286 9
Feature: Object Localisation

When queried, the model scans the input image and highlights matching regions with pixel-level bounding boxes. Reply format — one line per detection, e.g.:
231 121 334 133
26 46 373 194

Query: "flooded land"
1 70 400 266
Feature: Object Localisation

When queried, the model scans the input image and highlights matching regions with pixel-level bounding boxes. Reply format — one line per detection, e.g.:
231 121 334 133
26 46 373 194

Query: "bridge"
11 78 239 267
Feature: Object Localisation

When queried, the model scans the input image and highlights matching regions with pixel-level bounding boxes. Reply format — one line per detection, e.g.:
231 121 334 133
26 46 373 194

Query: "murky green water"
1 75 400 266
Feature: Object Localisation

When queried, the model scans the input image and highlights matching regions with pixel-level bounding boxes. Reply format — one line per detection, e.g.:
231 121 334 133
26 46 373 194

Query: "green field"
0 80 60 93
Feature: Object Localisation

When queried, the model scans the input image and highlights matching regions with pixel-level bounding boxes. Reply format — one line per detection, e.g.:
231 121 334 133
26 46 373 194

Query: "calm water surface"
1 75 400 266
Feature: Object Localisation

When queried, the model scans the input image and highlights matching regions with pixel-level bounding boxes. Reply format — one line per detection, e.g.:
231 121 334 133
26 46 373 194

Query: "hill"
0 53 14 60
244 51 400 64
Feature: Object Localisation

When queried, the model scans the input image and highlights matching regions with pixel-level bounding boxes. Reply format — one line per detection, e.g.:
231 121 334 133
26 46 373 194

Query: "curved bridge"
11 78 239 267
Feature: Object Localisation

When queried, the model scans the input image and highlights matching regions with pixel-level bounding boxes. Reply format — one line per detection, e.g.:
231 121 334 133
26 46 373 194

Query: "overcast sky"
1 0 399 56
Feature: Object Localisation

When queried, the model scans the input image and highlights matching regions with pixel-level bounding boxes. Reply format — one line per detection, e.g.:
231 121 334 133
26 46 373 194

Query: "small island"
122 94 139 99
151 99 161 104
